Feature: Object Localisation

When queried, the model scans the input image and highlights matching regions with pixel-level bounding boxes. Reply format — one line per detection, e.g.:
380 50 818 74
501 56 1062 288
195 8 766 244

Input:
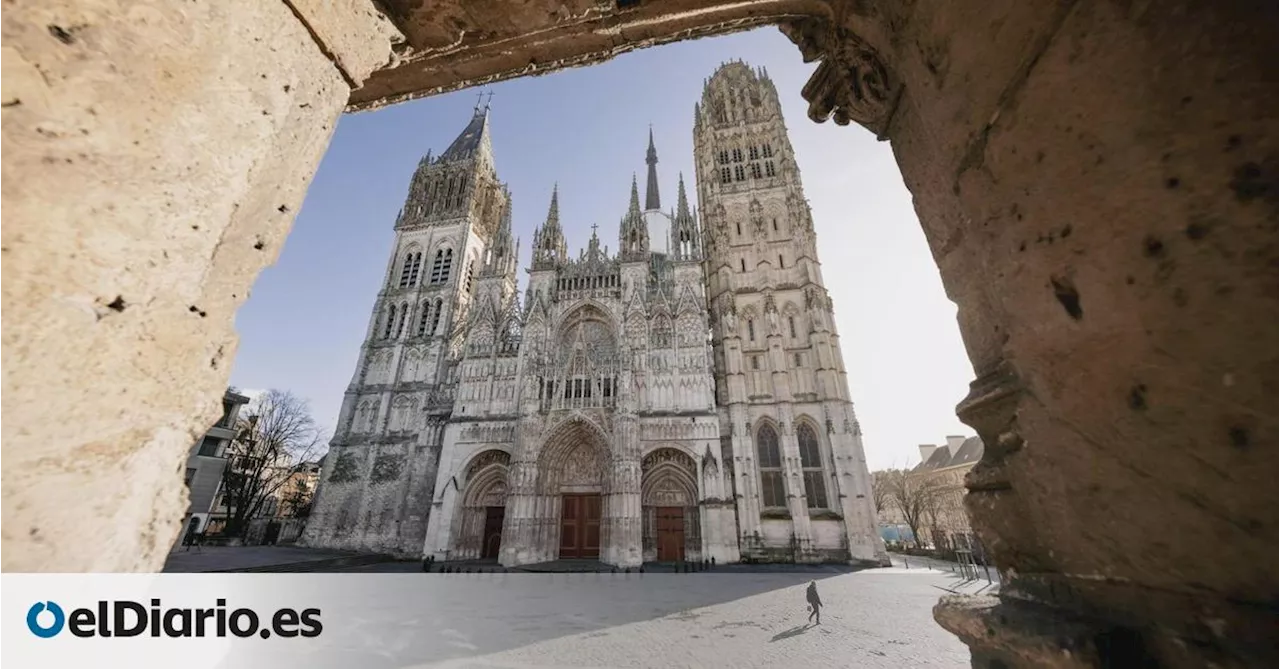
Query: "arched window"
395 302 407 337
797 424 828 509
778 254 784 268
751 163 762 179
765 161 776 177
740 258 747 272
399 253 414 288
382 304 397 339
417 300 433 337
720 167 731 184
757 424 785 508
788 316 797 339
463 260 475 293
734 165 746 181
430 298 443 335
747 318 755 342
430 248 454 284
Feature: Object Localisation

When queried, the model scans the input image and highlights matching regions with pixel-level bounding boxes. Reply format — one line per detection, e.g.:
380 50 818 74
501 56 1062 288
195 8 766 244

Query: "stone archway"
641 447 701 563
450 450 510 560
2 2 1273 667
508 416 614 563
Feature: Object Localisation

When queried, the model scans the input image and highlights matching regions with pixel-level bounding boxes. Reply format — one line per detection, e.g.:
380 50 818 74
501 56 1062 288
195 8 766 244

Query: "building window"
430 298 444 335
778 254 784 268
399 251 422 288
395 303 408 337
765 161 776 177
734 165 746 181
197 436 221 457
732 148 744 163
747 319 755 341
788 316 797 338
184 468 197 486
762 143 774 158
749 146 760 160
757 424 785 508
430 248 454 284
718 150 730 164
382 304 397 339
750 163 762 179
740 258 746 272
772 218 778 232
720 167 732 184
794 353 802 366
464 260 475 293
417 301 433 336
751 355 760 370
798 424 829 509
735 221 742 236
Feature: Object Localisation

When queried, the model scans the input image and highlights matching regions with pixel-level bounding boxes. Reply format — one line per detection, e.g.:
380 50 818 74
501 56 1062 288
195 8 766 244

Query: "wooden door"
655 506 685 562
482 506 505 559
560 494 601 559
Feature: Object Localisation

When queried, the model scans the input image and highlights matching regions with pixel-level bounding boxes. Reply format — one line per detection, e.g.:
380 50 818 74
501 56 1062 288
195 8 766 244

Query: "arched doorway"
642 448 700 563
537 416 610 560
452 450 510 560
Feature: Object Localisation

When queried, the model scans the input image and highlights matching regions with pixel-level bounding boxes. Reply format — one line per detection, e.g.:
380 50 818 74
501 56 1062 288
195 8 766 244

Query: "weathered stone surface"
0 0 382 572
348 0 830 111
287 0 405 84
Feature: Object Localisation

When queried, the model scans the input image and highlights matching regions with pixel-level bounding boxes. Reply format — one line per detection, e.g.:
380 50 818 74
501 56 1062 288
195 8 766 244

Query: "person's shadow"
769 623 814 643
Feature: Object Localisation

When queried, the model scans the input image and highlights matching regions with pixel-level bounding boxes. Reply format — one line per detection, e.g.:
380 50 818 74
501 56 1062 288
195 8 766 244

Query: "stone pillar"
786 0 1274 665
1 1 401 571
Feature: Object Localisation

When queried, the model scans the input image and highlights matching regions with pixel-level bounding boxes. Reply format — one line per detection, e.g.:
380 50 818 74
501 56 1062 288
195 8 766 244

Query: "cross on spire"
590 223 599 235
474 90 484 111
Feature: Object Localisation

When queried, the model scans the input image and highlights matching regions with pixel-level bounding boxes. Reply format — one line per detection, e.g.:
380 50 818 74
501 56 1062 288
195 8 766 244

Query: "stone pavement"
418 566 975 668
217 564 979 669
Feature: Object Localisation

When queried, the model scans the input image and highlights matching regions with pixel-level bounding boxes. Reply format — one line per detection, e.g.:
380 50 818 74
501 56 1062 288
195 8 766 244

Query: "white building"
302 62 886 568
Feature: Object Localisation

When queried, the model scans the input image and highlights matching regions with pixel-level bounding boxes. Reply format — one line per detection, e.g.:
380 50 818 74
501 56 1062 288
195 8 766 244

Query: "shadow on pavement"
216 571 859 669
769 623 814 643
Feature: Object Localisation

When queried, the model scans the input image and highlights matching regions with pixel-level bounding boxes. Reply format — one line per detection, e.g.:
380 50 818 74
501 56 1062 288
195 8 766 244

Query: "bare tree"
882 469 944 549
871 470 893 515
218 390 325 537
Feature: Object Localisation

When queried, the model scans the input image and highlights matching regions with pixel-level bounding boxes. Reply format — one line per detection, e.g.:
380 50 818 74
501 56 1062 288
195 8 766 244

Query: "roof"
438 108 490 162
913 436 985 473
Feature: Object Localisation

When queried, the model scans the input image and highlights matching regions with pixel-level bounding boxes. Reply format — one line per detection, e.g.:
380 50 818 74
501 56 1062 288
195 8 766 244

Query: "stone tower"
694 61 886 564
302 104 511 555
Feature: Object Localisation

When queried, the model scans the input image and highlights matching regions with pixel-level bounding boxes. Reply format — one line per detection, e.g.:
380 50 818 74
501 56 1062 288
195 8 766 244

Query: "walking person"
806 580 823 625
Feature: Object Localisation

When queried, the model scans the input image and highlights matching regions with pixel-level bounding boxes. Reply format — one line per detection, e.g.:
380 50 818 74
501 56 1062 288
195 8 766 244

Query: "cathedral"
301 62 887 568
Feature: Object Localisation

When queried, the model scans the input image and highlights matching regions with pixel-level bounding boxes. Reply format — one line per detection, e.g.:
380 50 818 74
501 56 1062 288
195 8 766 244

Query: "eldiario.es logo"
26 599 322 639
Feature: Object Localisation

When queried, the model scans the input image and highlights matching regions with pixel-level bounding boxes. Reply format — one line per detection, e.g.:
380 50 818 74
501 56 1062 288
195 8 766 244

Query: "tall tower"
303 103 512 555
694 62 886 564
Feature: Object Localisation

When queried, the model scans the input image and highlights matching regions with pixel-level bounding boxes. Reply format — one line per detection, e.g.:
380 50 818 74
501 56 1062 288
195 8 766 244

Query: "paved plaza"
420 567 978 668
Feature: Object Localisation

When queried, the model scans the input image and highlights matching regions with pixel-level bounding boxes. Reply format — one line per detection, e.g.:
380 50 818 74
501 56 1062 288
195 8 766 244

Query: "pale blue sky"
229 27 975 471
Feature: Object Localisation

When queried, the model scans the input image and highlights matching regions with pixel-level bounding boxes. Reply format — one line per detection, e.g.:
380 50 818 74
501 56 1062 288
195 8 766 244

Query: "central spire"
644 127 661 212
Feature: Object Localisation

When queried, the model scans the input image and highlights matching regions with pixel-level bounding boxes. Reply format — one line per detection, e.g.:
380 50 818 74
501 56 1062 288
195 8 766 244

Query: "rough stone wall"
0 0 398 572
776 0 1276 665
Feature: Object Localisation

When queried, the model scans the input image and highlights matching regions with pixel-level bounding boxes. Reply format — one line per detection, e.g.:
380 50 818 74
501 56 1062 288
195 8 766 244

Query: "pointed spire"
532 185 566 269
547 183 561 227
628 174 641 214
620 174 649 261
644 128 661 211
439 104 492 162
676 172 691 218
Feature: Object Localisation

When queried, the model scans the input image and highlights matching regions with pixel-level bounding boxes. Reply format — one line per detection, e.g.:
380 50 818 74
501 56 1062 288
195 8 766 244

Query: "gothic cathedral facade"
302 62 887 567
